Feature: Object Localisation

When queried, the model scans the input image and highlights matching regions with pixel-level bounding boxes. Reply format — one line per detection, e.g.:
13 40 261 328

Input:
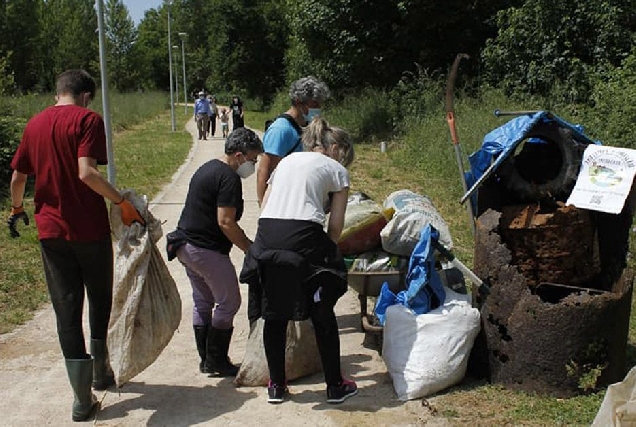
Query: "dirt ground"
0 117 440 426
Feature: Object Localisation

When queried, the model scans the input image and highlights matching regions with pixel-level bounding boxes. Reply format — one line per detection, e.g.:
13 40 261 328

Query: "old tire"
497 122 584 201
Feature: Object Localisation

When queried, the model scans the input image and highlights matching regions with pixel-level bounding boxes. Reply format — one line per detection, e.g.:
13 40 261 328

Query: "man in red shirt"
7 69 145 422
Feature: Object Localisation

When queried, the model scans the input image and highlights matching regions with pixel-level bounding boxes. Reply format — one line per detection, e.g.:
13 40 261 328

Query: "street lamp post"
178 32 187 114
172 45 179 108
95 0 116 184
167 0 176 131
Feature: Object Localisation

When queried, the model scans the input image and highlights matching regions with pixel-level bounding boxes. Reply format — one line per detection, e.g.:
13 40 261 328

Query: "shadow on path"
98 379 258 426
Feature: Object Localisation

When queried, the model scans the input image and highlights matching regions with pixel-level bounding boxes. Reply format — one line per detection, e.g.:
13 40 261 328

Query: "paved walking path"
0 118 425 426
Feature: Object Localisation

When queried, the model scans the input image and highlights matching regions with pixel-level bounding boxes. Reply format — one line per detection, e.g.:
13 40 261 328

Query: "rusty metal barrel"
470 207 633 397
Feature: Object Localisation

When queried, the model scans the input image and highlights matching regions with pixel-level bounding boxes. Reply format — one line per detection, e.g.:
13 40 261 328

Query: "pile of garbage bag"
340 190 480 402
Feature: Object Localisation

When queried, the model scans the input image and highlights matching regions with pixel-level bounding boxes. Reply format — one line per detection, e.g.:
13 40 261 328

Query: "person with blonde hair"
241 116 356 404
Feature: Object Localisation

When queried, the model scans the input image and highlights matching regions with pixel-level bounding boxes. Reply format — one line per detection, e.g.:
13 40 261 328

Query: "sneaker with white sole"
326 378 358 404
267 380 288 404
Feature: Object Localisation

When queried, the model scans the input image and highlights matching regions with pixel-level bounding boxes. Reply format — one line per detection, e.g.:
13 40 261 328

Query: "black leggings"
40 238 113 359
263 300 342 386
209 115 217 135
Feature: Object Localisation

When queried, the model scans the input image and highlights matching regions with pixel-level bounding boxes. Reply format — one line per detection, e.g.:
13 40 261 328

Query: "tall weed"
327 88 393 143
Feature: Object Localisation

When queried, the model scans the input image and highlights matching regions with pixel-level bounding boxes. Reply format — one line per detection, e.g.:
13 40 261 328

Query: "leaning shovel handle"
446 112 459 145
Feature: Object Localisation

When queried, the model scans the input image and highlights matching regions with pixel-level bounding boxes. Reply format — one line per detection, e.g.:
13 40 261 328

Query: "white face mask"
236 158 255 179
303 108 321 123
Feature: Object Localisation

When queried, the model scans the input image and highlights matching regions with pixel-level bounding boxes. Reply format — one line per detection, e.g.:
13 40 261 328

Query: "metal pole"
179 33 187 114
167 1 176 131
96 0 116 185
172 46 179 109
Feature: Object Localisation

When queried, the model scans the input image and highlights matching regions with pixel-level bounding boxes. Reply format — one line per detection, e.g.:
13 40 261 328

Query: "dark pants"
263 299 342 387
40 238 113 359
249 219 347 387
208 115 217 136
196 114 210 139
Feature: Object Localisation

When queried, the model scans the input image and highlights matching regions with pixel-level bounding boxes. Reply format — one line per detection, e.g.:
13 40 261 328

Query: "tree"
481 0 636 102
286 0 400 91
1 0 41 92
105 0 139 91
39 0 100 91
203 0 288 105
284 0 515 94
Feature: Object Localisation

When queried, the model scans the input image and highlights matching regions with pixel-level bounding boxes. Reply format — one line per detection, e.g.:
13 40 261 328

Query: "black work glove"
7 205 30 238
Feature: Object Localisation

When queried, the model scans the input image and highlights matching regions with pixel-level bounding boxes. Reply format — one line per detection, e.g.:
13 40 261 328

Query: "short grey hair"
225 127 263 155
289 76 331 105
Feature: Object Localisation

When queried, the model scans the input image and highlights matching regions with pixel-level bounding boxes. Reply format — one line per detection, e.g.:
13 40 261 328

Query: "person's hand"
116 198 146 227
7 205 29 238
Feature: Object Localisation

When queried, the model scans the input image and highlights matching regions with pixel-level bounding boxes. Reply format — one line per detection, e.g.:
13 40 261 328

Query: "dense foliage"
0 114 23 195
481 0 636 103
0 0 634 149
0 0 634 106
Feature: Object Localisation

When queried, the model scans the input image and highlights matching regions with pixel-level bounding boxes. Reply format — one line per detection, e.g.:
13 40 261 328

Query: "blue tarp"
462 111 600 209
374 224 446 325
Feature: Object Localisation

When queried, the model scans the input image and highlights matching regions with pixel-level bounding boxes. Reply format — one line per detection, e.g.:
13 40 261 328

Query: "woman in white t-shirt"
240 117 356 405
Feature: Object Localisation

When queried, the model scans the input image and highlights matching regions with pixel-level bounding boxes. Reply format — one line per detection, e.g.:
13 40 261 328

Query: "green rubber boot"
90 339 115 390
65 358 98 422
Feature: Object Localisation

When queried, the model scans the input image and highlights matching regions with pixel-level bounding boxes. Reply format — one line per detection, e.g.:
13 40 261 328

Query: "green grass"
0 95 192 334
430 382 602 425
1 91 170 131
244 110 275 134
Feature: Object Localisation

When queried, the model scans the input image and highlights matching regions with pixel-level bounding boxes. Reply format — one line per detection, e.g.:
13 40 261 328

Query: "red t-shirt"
11 105 111 242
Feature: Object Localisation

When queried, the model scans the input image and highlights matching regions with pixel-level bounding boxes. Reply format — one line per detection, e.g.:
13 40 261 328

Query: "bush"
326 87 393 143
582 49 636 148
389 66 444 126
0 113 26 196
481 0 634 103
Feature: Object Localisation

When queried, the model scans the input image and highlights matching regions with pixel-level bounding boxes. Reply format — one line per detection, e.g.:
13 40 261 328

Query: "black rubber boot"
65 358 98 422
205 326 239 376
90 339 115 390
193 325 209 373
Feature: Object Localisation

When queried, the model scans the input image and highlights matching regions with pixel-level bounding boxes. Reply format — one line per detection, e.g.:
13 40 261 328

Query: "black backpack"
264 114 303 156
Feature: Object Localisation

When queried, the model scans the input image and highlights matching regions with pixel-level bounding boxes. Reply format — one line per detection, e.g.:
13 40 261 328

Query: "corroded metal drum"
471 207 633 397
498 203 600 287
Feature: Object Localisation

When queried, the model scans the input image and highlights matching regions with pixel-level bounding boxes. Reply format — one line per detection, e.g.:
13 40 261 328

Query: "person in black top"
229 95 244 130
174 127 262 376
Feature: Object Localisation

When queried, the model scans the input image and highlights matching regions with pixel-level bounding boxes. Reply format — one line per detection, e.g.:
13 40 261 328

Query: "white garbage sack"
108 190 182 387
382 287 480 400
380 189 453 256
235 318 323 386
592 366 636 427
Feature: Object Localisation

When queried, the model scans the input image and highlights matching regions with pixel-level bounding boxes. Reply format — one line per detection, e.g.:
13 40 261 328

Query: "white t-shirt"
260 151 350 225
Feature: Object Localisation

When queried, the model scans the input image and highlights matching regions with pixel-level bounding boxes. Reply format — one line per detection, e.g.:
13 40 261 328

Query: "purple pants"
177 243 241 329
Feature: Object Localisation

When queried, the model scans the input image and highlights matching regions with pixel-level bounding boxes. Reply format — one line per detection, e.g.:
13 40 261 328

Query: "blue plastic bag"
374 224 446 325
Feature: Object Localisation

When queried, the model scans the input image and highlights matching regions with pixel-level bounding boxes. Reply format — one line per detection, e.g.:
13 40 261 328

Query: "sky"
121 0 164 25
